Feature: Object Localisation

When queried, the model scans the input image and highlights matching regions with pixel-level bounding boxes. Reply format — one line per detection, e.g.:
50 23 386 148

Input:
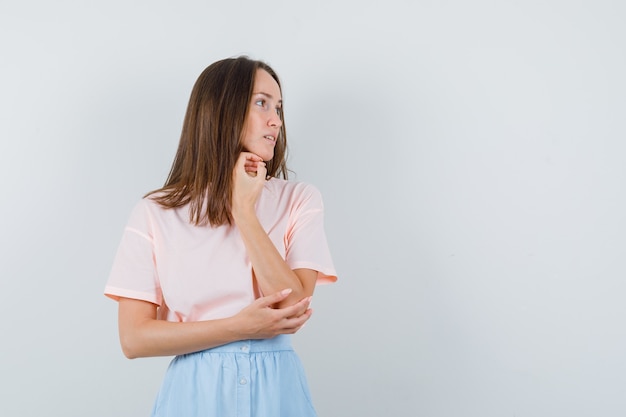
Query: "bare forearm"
120 316 239 359
118 291 312 359
231 155 315 307
234 209 308 306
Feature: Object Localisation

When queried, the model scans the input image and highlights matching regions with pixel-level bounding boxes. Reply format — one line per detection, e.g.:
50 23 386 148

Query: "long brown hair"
146 56 289 226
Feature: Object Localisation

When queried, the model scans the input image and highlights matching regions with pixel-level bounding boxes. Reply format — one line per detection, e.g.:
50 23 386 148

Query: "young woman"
105 56 337 417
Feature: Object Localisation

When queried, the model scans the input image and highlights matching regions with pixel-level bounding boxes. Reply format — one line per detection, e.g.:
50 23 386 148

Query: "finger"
295 308 313 322
277 296 312 318
236 153 259 172
256 289 293 308
244 163 265 179
289 297 312 318
244 161 265 171
244 163 259 174
240 152 263 163
296 298 313 317
239 151 260 160
281 308 313 331
256 162 268 179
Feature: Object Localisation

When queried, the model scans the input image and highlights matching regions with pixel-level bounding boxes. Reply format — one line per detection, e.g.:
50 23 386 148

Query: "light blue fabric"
151 335 317 417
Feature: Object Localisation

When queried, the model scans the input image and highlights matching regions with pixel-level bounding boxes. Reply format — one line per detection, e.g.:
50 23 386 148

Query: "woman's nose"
268 112 282 128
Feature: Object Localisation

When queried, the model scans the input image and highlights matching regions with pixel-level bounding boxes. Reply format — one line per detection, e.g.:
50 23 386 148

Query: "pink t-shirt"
104 178 337 322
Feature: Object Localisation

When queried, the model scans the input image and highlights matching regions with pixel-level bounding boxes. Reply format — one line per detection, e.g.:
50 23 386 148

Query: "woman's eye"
275 107 282 116
255 99 266 107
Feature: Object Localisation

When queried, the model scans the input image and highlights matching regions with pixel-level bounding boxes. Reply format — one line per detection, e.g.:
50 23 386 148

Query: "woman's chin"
259 152 274 162
243 149 273 162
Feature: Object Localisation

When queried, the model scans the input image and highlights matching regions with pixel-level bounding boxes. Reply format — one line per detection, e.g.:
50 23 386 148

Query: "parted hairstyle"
146 56 289 226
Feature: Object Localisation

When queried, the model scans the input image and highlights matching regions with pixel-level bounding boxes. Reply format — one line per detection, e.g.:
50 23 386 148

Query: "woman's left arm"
232 153 317 308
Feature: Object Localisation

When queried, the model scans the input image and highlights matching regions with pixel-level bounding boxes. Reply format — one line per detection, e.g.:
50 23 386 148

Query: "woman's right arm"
118 289 312 359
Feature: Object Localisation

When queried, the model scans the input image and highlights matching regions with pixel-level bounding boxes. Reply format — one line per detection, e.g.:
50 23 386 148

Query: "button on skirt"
150 335 317 417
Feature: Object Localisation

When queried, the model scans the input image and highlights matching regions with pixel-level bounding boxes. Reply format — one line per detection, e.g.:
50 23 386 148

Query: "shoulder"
265 178 321 197
126 194 178 228
128 195 164 217
265 178 323 206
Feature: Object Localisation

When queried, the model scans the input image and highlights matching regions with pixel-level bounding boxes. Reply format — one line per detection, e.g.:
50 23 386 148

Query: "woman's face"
241 69 283 161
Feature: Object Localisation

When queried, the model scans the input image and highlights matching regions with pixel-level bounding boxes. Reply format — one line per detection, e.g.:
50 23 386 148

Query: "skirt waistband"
198 334 293 354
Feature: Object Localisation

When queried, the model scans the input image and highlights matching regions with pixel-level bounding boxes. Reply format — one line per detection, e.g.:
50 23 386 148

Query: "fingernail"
281 289 293 295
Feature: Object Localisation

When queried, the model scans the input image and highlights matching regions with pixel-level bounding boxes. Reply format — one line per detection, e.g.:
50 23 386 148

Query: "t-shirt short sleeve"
104 200 163 305
284 184 337 284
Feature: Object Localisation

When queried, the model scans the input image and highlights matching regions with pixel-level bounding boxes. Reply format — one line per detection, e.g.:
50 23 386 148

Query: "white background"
1 1 625 416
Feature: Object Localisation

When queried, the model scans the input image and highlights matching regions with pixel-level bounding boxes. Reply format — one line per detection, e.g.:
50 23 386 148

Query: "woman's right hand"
118 290 312 359
231 152 267 220
232 289 313 339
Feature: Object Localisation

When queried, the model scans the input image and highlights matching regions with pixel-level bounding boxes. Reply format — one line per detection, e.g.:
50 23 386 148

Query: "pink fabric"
105 178 337 322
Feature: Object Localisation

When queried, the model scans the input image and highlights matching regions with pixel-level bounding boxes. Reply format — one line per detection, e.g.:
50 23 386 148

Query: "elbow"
276 289 313 309
120 333 144 359
121 346 139 360
120 341 138 359
118 298 158 358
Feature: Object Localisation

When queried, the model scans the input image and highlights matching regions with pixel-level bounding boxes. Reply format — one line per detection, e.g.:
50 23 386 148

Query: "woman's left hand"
232 152 267 218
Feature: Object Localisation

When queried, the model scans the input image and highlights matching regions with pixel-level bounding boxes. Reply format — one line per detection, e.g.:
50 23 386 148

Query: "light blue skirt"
150 335 317 417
